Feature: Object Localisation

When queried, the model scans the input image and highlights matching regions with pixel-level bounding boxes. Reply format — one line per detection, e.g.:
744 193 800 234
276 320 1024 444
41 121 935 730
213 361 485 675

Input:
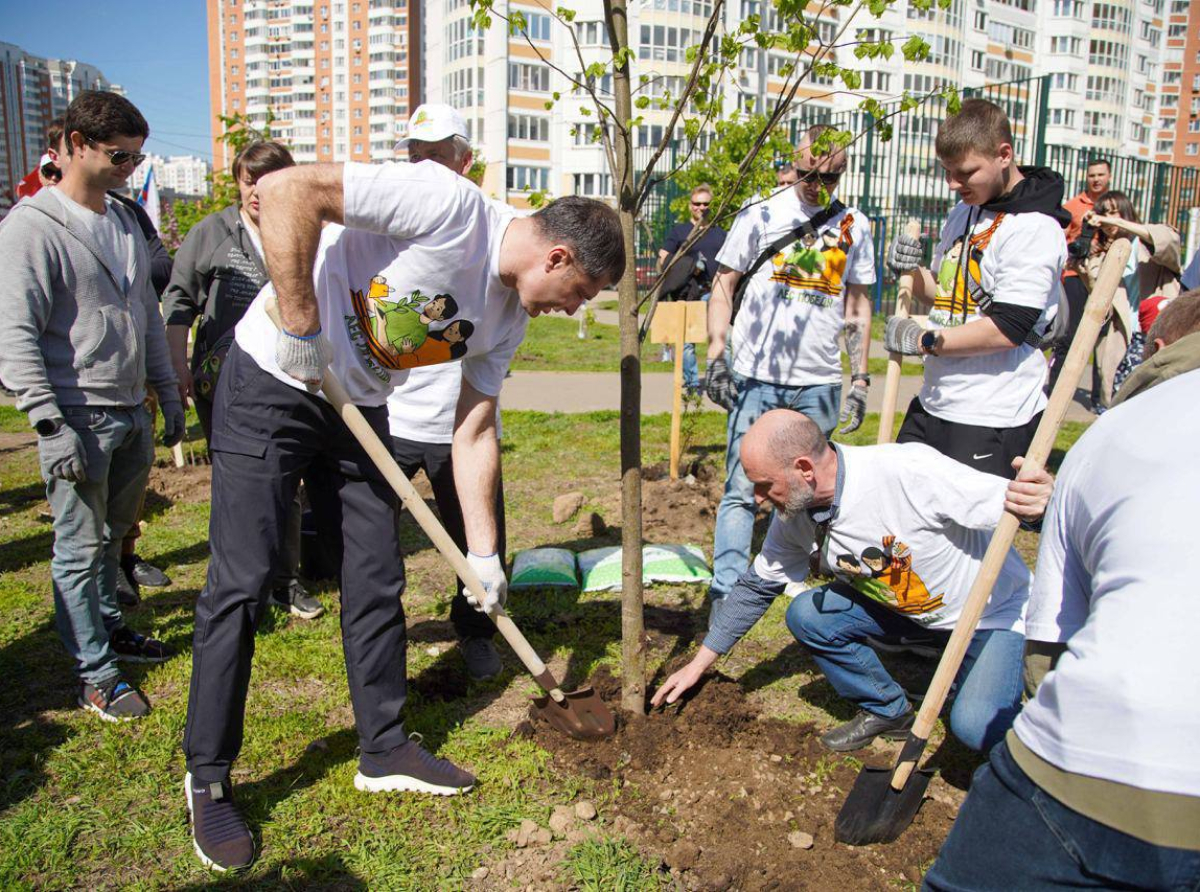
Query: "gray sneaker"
459 636 502 681
270 580 325 620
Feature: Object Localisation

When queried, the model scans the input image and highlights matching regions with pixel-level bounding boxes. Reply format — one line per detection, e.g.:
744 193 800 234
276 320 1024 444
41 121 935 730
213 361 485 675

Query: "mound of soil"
521 668 954 890
147 461 212 505
640 462 724 547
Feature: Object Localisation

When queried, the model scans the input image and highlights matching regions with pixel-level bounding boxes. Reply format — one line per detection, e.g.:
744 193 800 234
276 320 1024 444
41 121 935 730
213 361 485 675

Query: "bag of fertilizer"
579 544 712 591
510 547 579 589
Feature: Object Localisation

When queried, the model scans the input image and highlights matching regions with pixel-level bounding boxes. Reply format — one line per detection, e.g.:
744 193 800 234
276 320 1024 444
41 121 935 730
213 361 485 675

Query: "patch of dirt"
519 668 954 891
640 461 726 547
146 461 212 504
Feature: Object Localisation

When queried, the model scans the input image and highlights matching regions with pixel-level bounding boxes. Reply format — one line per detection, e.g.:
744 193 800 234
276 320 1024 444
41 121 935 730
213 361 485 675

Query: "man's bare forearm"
844 285 872 376
256 164 346 337
706 266 740 359
166 324 190 371
453 385 501 555
936 316 1022 356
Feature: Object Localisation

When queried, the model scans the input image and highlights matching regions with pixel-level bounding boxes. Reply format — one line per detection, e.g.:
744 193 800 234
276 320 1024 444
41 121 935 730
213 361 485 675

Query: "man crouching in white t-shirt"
924 369 1200 890
883 99 1069 480
652 409 1052 755
180 155 624 871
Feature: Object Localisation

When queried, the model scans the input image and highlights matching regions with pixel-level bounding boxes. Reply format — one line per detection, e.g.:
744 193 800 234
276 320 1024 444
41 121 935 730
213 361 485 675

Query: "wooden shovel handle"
877 219 923 445
891 237 1134 790
265 299 567 701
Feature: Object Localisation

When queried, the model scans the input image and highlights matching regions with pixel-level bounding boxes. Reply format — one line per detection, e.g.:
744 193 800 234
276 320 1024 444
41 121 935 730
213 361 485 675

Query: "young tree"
472 0 956 714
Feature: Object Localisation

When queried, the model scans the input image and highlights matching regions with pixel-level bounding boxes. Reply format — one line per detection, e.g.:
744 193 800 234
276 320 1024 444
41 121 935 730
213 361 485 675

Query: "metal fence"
634 75 1200 312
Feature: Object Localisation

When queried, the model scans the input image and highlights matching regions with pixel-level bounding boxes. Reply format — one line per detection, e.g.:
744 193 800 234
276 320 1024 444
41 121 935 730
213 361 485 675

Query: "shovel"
265 299 616 741
834 237 1133 846
877 219 922 445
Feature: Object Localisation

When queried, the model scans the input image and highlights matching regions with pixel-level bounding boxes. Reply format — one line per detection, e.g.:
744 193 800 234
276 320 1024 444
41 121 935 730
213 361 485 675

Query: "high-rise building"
206 0 422 171
1158 0 1200 167
0 42 122 212
128 154 213 198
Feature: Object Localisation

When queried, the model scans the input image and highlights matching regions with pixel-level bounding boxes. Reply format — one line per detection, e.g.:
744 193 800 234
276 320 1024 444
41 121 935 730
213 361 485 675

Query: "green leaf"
901 35 931 62
555 6 576 22
942 85 962 115
635 96 650 109
508 10 527 35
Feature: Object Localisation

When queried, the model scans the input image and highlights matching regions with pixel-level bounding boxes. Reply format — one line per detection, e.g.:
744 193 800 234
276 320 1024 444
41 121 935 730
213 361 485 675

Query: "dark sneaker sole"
77 694 143 722
864 636 943 660
185 773 254 872
270 596 325 620
353 771 473 796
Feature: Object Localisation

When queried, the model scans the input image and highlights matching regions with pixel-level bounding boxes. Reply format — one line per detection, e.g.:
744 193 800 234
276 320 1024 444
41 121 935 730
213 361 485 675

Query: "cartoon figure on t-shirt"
769 214 856 310
836 535 944 616
375 290 458 358
396 319 475 369
931 214 1004 328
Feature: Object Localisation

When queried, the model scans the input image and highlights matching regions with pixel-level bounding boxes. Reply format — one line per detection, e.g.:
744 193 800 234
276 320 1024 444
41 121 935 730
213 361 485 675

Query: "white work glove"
837 383 868 434
160 398 186 448
38 420 87 482
466 551 508 614
886 231 924 277
276 328 333 388
884 316 925 356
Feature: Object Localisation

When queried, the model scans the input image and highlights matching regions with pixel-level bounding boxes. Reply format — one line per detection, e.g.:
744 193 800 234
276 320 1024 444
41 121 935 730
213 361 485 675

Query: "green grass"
0 402 1091 888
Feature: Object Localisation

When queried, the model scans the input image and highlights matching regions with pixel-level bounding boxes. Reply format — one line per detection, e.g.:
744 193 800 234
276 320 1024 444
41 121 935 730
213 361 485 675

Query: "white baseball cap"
396 103 469 149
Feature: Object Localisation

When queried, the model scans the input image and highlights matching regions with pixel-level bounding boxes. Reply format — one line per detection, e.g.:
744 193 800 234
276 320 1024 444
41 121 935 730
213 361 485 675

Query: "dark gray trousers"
390 436 504 641
184 345 408 783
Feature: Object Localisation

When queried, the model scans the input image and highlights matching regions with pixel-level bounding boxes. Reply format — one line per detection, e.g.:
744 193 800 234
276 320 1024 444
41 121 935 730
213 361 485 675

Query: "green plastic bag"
578 545 712 592
510 547 579 589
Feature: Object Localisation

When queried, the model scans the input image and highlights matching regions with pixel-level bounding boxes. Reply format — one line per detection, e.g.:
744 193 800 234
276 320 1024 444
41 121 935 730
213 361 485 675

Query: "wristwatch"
35 417 62 437
920 330 940 356
851 373 871 386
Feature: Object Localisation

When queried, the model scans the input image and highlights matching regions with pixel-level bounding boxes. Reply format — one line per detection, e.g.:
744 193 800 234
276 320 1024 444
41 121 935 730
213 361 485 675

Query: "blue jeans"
785 583 1023 751
44 405 153 685
924 739 1200 890
708 375 841 600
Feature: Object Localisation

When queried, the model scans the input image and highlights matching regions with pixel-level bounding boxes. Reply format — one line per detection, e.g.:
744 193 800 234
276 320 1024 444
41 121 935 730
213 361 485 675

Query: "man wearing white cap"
397 103 475 174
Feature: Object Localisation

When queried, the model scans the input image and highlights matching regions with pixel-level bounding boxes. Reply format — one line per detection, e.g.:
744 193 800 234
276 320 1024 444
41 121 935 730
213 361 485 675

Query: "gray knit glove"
276 329 333 387
704 356 738 412
884 317 925 356
38 421 87 482
887 232 924 277
160 398 186 448
837 384 868 434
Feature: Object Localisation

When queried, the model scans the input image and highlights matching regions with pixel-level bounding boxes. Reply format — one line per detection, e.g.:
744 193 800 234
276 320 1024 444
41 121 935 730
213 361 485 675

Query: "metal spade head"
834 764 933 846
531 687 617 740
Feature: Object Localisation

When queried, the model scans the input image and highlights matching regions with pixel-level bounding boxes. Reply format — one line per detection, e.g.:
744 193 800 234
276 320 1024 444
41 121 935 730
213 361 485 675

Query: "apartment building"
128 153 213 198
1158 0 1200 166
0 42 121 211
206 0 422 171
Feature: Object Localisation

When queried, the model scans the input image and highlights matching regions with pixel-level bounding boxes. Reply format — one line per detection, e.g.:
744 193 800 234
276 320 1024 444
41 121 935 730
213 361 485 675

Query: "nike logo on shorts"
973 453 993 460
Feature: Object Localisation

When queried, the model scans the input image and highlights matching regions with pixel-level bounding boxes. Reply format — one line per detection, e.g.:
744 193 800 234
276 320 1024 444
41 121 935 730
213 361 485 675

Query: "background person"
702 125 876 624
0 91 182 722
161 140 322 620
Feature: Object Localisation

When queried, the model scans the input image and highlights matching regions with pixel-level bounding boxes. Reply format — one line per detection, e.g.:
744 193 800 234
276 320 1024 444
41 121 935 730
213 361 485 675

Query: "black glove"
160 399 186 448
703 356 738 411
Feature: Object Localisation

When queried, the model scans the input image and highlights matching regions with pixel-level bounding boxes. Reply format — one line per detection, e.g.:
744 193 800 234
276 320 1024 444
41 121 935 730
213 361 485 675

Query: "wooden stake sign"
648 300 708 480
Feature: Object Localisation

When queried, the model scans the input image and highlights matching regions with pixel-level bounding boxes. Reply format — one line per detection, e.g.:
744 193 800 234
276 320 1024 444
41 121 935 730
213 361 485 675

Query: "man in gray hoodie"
0 91 183 722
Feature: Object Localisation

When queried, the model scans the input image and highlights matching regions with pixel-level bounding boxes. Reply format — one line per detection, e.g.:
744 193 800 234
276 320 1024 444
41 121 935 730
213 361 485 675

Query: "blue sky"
3 1 213 160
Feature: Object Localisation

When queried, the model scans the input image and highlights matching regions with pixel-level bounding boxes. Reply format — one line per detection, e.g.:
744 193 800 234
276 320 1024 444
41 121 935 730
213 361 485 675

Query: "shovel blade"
834 765 932 846
531 686 616 740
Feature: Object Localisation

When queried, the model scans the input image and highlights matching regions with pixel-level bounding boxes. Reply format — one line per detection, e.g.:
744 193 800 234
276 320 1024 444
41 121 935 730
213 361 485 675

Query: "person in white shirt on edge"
924 368 1200 890
181 152 625 871
884 99 1069 480
386 104 507 682
652 409 1052 755
703 125 877 626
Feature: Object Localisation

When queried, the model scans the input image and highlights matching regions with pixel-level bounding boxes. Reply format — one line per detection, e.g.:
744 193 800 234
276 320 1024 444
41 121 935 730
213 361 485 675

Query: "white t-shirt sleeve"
844 214 877 286
989 215 1066 310
1024 465 1092 643
906 446 1006 532
342 161 466 239
752 514 815 584
715 207 762 273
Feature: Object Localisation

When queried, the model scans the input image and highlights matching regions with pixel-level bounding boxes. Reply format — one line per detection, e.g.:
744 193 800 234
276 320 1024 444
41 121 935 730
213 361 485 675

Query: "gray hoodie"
0 187 177 426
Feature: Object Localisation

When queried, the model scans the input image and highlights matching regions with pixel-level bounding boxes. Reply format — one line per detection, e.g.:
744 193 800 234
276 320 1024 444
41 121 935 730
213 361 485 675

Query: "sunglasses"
87 139 146 168
691 200 711 207
797 168 843 187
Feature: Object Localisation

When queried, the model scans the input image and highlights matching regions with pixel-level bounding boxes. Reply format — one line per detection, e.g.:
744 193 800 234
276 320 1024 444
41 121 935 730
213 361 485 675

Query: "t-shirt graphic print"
769 213 857 311
930 213 1004 328
349 275 473 372
833 534 945 616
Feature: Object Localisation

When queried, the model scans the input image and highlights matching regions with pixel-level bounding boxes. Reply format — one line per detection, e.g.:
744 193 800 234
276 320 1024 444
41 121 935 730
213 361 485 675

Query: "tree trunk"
606 0 646 715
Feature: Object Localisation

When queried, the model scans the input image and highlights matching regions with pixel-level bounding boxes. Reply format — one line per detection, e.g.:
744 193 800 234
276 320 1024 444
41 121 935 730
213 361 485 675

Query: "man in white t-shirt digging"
653 409 1051 755
181 157 624 871
924 369 1200 890
884 99 1069 479
704 124 877 624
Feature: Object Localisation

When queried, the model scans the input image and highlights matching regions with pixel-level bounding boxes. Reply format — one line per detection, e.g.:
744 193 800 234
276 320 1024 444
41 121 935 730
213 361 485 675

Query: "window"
1188 143 1199 157
446 17 484 60
987 21 1034 49
1161 93 1179 108
651 0 715 15
1050 107 1077 127
573 122 609 145
972 10 986 30
508 62 550 92
970 50 985 71
1083 110 1119 137
638 24 703 62
507 113 550 141
517 11 552 41
1050 36 1081 54
1086 75 1123 104
1051 73 1079 91
1088 39 1128 69
860 71 891 92
1091 3 1132 35
1140 21 1161 48
1052 0 1083 15
507 165 550 191
572 172 613 196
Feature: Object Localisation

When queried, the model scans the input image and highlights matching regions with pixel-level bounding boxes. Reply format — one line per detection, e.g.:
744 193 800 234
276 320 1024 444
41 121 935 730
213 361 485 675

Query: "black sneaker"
185 772 255 871
459 636 502 681
354 735 475 795
270 580 325 620
78 676 150 722
116 566 140 607
109 626 175 663
122 553 172 588
820 709 915 752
